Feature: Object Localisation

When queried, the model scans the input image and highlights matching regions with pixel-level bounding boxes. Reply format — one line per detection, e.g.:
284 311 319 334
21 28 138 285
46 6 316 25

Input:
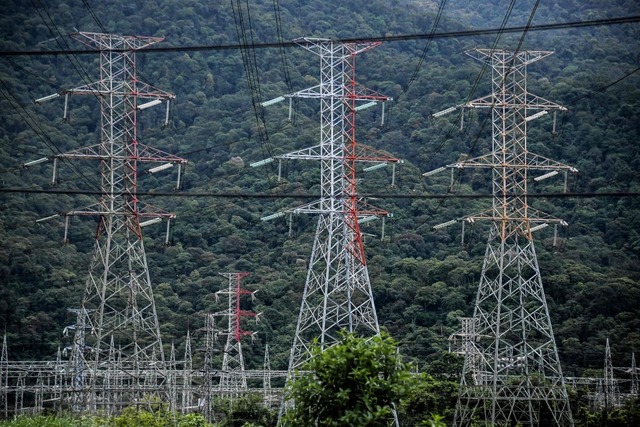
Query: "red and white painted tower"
34 32 186 412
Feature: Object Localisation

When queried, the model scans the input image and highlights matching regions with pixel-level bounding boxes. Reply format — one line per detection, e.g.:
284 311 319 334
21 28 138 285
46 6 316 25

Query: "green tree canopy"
281 331 418 427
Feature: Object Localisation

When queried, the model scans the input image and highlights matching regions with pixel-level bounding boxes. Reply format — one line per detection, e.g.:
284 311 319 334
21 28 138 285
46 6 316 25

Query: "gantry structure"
428 49 576 426
31 31 186 413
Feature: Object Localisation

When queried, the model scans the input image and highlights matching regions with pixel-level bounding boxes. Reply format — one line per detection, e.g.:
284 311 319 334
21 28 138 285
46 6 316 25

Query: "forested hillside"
1 0 639 381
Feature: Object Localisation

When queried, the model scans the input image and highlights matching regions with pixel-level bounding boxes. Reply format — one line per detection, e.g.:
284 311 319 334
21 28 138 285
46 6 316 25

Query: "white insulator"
534 170 559 182
363 162 387 172
148 163 174 174
36 214 59 223
529 223 549 233
432 106 456 118
34 93 60 104
422 166 446 177
358 216 378 225
433 219 457 230
261 212 285 222
140 217 162 227
137 99 162 110
261 96 285 107
250 158 274 168
355 101 377 111
23 157 49 167
525 110 548 122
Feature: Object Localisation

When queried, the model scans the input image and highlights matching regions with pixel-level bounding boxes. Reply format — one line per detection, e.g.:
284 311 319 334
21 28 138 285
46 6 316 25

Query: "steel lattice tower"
216 272 257 396
602 338 619 410
199 273 256 421
429 49 575 426
265 38 399 372
35 32 186 411
632 353 639 396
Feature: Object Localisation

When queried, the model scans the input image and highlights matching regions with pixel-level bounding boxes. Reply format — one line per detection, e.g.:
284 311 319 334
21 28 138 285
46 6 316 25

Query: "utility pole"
32 31 186 412
428 49 575 426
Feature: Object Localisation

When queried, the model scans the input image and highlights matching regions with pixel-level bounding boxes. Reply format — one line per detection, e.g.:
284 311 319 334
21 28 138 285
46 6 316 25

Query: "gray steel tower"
428 49 575 426
259 38 399 371
34 31 186 412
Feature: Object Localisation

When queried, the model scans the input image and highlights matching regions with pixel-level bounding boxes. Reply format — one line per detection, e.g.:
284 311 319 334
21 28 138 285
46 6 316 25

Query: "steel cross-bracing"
33 31 186 413
430 49 575 427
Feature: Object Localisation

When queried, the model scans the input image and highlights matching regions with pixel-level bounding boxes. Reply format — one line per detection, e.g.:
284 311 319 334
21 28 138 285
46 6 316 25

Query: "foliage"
420 414 447 427
280 331 424 426
398 352 462 424
571 396 640 427
214 394 276 427
0 411 211 427
0 415 89 427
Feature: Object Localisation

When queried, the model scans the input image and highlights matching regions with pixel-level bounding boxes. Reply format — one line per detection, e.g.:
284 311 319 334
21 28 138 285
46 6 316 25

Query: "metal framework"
215 272 257 396
429 49 575 426
593 338 620 411
199 273 258 421
0 332 289 418
32 31 186 413
258 38 400 425
268 38 400 372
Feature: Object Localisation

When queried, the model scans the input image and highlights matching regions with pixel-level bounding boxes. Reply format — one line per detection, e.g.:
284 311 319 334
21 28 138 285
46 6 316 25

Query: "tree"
280 331 418 427
215 394 276 427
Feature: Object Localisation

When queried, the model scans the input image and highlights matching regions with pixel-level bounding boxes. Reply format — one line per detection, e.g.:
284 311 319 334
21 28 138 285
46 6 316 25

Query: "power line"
1 187 638 200
1 16 639 57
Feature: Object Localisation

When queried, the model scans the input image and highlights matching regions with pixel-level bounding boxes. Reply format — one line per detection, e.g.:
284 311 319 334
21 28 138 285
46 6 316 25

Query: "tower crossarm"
282 81 390 103
293 37 383 57
51 201 175 219
262 197 393 219
458 207 568 225
63 81 175 101
445 152 577 173
353 145 400 164
52 143 186 164
274 143 400 164
69 31 165 50
464 48 554 68
462 93 567 111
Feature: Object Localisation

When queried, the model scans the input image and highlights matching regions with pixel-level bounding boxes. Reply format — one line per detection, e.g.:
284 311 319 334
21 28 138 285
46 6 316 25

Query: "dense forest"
1 0 639 387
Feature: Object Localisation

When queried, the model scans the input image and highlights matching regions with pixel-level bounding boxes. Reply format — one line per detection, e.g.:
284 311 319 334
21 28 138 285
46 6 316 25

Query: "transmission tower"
603 338 619 409
1 335 6 418
215 272 258 396
200 313 217 421
428 49 575 426
631 353 638 396
182 331 194 413
33 31 186 411
259 38 399 372
62 308 93 411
